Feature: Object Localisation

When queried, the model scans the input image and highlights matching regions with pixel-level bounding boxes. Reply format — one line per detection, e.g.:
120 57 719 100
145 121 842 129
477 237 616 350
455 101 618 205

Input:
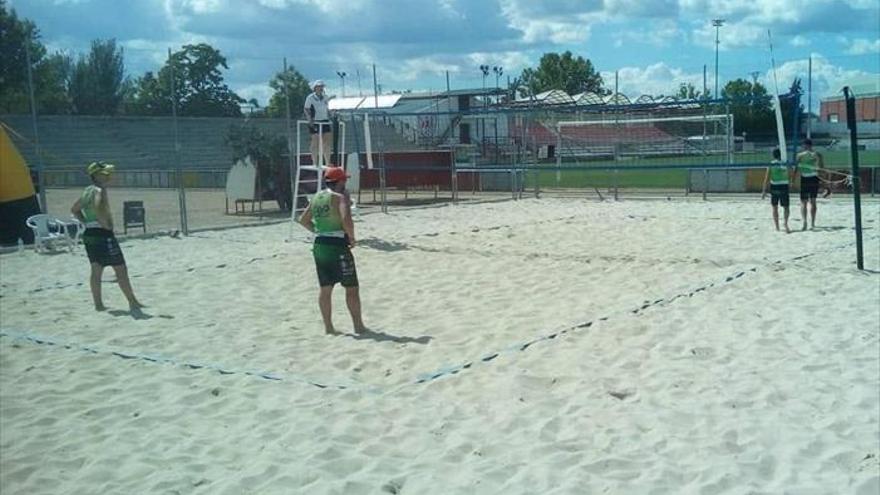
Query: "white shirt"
304 92 330 121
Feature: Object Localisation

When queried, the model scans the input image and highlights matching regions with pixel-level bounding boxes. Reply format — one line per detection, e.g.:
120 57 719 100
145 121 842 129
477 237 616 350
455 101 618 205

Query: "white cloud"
397 57 463 81
790 35 810 47
499 0 604 43
178 0 222 14
685 0 878 49
614 19 683 47
846 38 880 54
605 0 678 18
235 82 274 106
120 39 177 67
466 51 532 73
772 54 876 109
437 0 465 19
602 62 705 98
591 51 875 111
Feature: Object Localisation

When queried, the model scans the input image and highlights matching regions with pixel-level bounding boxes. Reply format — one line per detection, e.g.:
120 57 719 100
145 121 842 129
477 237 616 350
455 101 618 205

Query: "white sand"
1 196 879 494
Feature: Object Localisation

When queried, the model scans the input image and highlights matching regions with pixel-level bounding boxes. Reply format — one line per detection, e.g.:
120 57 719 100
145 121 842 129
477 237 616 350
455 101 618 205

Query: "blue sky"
9 0 880 110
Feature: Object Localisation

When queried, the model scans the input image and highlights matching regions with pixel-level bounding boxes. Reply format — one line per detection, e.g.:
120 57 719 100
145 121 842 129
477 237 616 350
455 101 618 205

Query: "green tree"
265 66 310 118
33 51 73 114
519 51 605 98
127 43 243 117
676 82 706 100
722 78 774 137
0 1 40 112
69 39 127 114
126 71 167 115
0 1 71 114
225 124 290 210
780 78 805 139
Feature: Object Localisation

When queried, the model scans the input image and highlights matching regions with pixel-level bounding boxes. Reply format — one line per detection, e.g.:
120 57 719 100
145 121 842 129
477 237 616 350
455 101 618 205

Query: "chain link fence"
2 52 877 246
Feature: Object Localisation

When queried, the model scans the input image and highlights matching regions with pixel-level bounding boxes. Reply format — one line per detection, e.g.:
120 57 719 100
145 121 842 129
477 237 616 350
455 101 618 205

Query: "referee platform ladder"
291 120 346 223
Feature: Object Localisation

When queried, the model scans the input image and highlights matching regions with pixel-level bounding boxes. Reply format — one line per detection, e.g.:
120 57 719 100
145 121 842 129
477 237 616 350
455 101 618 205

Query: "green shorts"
313 237 358 287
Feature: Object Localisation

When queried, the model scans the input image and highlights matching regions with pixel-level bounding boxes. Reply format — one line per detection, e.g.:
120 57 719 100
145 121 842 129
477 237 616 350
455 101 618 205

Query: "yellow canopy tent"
0 124 42 245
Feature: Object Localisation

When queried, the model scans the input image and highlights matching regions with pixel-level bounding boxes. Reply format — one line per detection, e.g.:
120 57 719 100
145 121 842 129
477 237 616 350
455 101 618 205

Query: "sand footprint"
689 346 715 359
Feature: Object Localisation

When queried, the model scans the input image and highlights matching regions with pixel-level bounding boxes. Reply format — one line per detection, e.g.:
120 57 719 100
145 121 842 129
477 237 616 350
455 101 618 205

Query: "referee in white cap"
304 79 333 166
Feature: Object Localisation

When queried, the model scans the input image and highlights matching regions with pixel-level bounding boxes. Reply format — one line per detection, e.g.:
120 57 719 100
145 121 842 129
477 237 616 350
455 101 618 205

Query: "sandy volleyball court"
1 197 879 494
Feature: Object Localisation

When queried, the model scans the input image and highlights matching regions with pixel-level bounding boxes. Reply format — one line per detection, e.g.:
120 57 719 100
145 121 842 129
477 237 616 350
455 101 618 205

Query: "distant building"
819 77 879 123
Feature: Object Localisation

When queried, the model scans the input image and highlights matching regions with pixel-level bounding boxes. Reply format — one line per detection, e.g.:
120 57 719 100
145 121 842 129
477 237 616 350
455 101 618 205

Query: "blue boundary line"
405 235 878 387
18 252 288 295
3 234 875 394
0 330 361 391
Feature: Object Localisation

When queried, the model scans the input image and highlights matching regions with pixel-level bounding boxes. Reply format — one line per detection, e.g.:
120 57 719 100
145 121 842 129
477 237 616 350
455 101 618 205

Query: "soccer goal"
555 113 734 167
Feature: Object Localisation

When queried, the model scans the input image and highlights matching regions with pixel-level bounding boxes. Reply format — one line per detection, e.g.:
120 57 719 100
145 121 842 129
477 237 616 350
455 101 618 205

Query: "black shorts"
770 184 790 207
800 176 819 200
313 236 358 288
308 122 332 135
83 228 126 266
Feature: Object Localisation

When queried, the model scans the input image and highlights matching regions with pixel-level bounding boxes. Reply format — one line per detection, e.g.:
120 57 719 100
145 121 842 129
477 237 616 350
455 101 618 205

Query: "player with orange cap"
297 166 366 335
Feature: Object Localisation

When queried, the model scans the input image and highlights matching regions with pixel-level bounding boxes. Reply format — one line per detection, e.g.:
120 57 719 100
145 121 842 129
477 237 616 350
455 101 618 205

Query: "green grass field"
519 149 879 189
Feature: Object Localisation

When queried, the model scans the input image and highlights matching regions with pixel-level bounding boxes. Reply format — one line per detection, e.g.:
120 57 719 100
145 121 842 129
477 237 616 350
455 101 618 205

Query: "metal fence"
5 49 879 241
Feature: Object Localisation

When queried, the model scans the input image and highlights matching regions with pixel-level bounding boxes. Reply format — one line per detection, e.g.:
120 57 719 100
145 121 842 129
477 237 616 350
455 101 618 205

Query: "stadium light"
712 19 725 99
480 65 490 108
336 71 347 97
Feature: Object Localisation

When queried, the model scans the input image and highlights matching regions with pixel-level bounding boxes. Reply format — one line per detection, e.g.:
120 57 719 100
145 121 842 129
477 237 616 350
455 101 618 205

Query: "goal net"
555 114 734 165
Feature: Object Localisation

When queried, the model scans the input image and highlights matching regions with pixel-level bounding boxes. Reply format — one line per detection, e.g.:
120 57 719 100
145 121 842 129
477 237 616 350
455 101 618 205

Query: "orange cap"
324 167 349 182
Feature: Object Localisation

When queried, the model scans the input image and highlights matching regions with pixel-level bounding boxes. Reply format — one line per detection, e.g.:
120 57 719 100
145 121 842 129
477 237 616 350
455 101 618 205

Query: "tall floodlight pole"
480 65 490 104
493 66 503 103
480 65 490 145
712 19 725 99
336 71 347 97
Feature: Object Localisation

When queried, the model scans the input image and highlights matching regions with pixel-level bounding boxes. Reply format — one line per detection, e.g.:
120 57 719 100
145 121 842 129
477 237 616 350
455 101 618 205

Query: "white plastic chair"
67 217 85 249
25 214 72 253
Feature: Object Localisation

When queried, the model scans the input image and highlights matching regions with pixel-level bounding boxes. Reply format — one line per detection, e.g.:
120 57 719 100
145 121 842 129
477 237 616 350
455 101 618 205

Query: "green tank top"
311 190 344 235
798 151 818 177
769 159 789 185
80 186 100 223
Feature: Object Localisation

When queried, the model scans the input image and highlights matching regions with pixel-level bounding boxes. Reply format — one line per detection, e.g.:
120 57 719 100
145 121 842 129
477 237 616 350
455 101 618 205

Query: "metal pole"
379 165 387 213
451 148 458 204
24 41 47 213
169 48 188 235
712 19 724 98
872 167 876 198
807 56 812 139
446 70 453 142
703 65 708 100
791 92 801 156
700 65 708 199
613 169 619 201
284 58 295 215
372 64 379 108
703 169 708 200
843 87 864 270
